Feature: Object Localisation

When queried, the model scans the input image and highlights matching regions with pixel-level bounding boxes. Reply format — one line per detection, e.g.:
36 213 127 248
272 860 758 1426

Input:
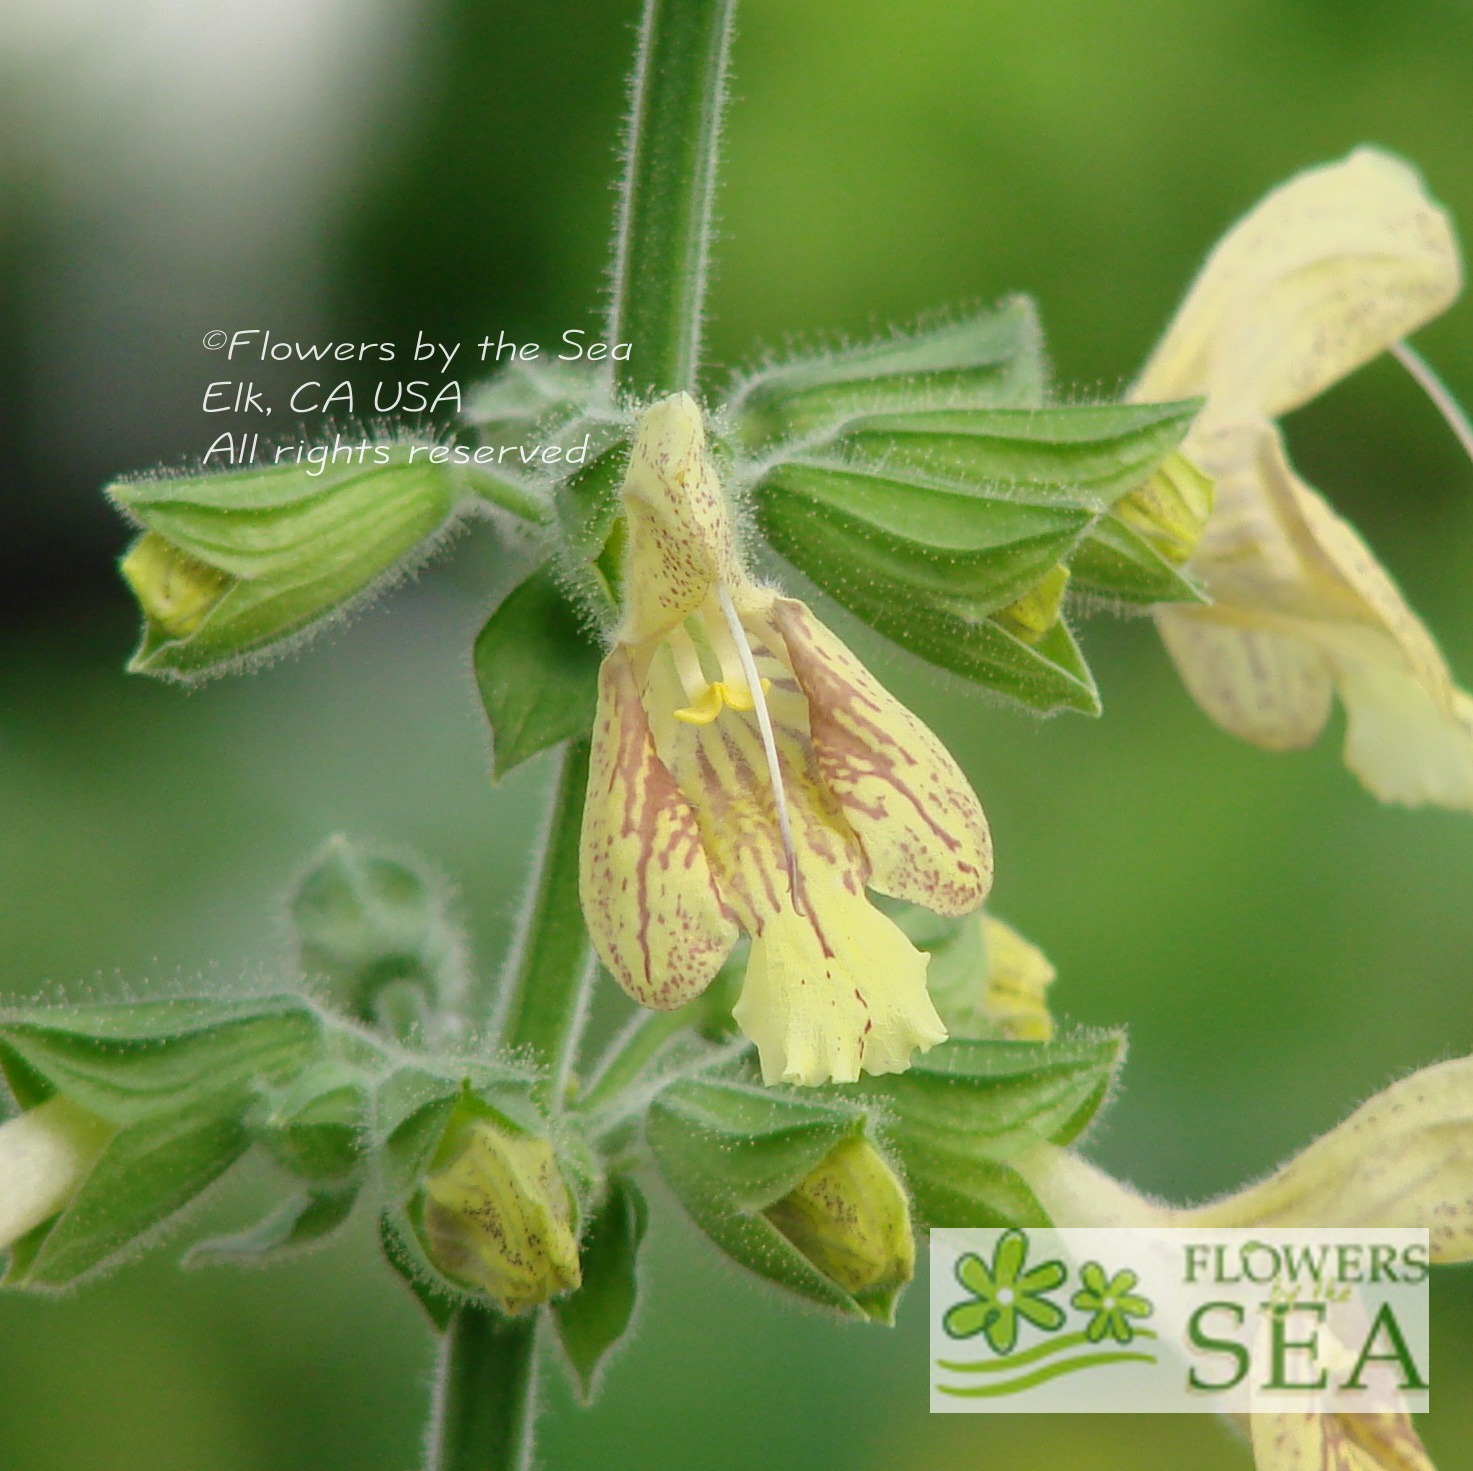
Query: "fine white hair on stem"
1392 339 1473 472
717 583 802 913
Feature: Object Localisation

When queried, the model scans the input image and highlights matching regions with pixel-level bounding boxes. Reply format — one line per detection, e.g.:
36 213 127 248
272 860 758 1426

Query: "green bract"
846 1035 1122 1229
456 297 1209 776
727 297 1047 447
646 1070 885 1321
745 397 1200 715
0 997 321 1286
644 1034 1120 1319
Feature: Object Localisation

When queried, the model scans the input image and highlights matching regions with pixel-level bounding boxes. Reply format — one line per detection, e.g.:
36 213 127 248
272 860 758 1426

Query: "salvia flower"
1132 146 1473 810
579 393 992 1086
1018 1054 1471 1471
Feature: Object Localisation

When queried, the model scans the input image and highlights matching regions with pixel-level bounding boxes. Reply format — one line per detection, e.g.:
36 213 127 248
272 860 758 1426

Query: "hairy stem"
496 737 594 1101
429 12 742 1465
609 0 738 400
580 1008 697 1115
427 1308 539 1471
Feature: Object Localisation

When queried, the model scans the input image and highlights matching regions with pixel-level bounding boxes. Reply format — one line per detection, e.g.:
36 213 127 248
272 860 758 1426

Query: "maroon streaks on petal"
770 599 992 916
579 650 738 1009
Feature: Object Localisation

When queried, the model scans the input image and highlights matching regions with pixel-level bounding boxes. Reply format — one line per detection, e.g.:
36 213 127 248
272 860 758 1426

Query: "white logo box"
929 1227 1429 1414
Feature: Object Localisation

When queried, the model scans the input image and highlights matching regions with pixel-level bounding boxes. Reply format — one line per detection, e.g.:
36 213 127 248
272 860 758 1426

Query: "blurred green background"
2 0 1471 1466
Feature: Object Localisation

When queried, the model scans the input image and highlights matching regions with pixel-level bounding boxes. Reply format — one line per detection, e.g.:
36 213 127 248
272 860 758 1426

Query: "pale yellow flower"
1132 147 1473 810
579 394 993 1086
1249 1410 1433 1471
1019 1056 1470 1471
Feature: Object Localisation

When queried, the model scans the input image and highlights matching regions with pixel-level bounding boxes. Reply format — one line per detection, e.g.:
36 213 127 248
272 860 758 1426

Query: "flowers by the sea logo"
930 1228 1429 1414
937 1229 1158 1398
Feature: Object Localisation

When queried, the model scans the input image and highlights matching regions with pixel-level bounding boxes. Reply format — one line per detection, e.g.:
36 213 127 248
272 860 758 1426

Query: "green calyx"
460 299 1209 767
111 448 481 679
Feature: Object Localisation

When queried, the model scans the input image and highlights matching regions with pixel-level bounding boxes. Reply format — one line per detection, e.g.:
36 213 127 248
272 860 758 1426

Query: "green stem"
580 1008 695 1116
430 13 741 1466
609 0 738 400
427 1307 539 1471
496 737 594 1100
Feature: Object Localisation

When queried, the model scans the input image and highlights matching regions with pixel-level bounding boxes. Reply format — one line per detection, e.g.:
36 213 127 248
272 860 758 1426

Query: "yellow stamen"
716 583 803 913
674 683 726 724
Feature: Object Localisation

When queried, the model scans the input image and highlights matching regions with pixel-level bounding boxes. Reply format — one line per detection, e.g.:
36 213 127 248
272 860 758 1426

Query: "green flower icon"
944 1229 1066 1354
1071 1262 1153 1344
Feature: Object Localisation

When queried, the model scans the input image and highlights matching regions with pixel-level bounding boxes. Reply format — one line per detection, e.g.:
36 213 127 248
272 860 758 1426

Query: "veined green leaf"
648 1074 862 1210
474 566 604 778
825 401 1198 512
756 462 1090 610
728 298 1046 448
752 458 1101 712
816 584 1099 716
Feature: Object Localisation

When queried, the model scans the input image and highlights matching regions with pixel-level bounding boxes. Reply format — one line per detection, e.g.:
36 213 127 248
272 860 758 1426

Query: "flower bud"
1113 451 1214 566
888 902 1057 1042
762 1134 914 1323
418 1112 581 1315
291 836 466 1043
0 1097 113 1254
995 563 1070 644
121 534 235 639
974 915 1057 1041
110 451 465 679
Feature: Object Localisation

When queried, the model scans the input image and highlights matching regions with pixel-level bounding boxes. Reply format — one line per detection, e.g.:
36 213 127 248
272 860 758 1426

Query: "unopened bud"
763 1134 914 1323
1114 451 1214 566
291 837 464 1042
976 916 1056 1041
996 563 1070 644
420 1114 581 1315
883 901 1058 1042
0 1097 113 1254
110 451 463 679
121 534 235 639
